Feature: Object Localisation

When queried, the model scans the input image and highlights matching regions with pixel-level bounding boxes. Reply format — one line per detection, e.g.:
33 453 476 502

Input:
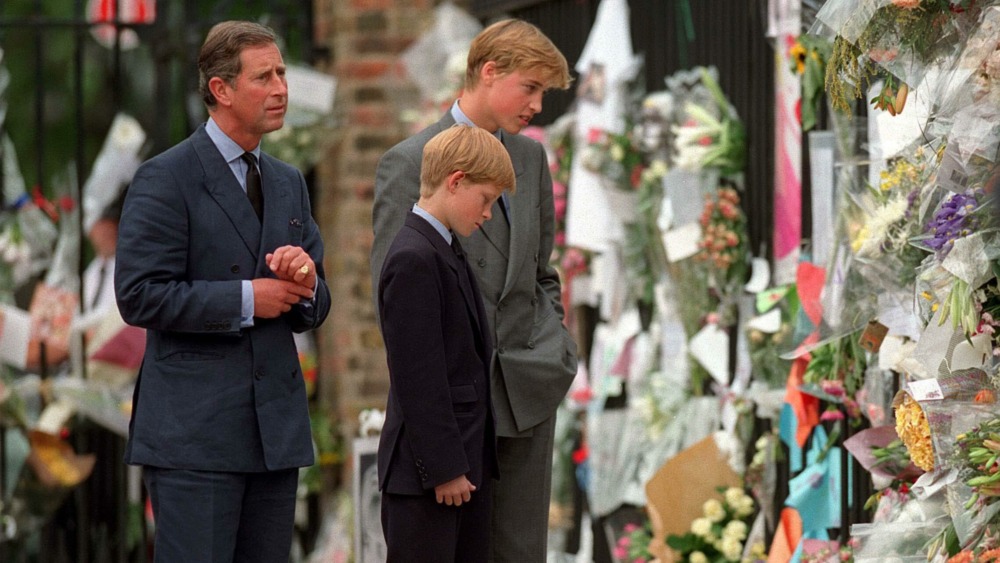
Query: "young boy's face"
483 67 549 135
448 179 504 237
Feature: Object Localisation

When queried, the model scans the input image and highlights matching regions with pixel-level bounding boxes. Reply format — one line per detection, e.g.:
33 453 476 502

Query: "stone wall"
312 1 465 441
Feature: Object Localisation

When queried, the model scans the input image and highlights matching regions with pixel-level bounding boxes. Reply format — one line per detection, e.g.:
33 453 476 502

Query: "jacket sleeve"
370 145 422 322
380 248 469 488
287 168 331 333
115 159 243 334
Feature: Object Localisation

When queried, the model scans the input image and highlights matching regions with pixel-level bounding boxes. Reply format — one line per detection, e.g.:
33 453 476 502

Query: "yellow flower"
895 393 934 471
789 41 807 74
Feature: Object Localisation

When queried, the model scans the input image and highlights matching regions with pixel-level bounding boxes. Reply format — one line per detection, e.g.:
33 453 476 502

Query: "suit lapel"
192 127 261 259
500 138 531 299
257 155 291 275
407 214 483 342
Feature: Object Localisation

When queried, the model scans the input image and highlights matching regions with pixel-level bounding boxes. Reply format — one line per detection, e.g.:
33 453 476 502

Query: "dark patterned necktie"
241 152 263 222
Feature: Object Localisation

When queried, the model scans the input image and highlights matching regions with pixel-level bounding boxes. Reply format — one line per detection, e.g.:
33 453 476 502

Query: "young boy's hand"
434 476 476 506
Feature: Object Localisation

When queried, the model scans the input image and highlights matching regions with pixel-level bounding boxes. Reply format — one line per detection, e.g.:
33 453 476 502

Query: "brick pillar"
313 0 458 444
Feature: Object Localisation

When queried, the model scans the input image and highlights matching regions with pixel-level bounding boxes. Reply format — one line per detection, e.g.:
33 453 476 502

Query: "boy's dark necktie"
241 152 264 222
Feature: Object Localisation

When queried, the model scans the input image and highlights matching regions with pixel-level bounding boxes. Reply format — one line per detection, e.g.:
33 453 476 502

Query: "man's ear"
208 76 232 107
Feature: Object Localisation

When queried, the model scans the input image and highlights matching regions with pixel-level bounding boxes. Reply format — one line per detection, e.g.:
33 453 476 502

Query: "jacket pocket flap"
450 384 477 404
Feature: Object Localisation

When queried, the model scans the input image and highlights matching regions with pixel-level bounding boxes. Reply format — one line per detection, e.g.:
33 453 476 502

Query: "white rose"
703 498 725 522
690 517 713 538
689 552 708 563
721 536 742 561
724 487 745 507
610 143 625 162
723 520 747 541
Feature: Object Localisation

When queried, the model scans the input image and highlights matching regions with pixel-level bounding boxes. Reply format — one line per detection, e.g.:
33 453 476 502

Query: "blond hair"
465 19 571 91
420 125 516 198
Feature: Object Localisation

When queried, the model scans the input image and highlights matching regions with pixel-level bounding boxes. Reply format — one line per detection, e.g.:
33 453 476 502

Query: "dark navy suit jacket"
377 212 498 494
115 124 331 472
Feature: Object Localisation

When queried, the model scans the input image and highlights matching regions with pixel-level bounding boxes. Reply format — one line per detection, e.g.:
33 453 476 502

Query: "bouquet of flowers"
894 391 936 472
612 521 654 562
694 185 748 296
788 34 833 131
671 68 745 177
581 126 648 194
665 486 756 563
848 145 940 290
820 0 984 114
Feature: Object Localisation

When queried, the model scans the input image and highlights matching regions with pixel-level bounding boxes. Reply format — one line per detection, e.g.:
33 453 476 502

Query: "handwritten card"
662 222 702 263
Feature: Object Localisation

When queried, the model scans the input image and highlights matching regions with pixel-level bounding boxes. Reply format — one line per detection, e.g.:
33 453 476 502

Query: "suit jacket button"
498 347 505 355
477 258 486 267
223 321 232 330
527 340 535 349
531 297 538 305
231 264 240 273
497 301 504 311
254 369 264 380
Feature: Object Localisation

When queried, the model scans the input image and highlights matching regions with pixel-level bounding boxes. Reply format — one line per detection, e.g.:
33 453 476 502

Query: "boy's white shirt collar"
412 203 452 244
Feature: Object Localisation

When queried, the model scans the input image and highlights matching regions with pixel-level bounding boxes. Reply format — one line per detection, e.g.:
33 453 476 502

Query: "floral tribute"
894 392 935 472
695 185 748 294
956 417 1000 508
665 486 757 563
787 34 832 131
821 0 984 115
671 69 745 177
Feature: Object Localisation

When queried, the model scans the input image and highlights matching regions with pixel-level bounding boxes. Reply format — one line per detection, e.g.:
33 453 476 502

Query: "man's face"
483 68 547 135
228 43 287 138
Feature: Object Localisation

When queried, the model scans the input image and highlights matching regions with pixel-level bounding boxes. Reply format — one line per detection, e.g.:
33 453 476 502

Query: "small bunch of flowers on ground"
665 486 756 562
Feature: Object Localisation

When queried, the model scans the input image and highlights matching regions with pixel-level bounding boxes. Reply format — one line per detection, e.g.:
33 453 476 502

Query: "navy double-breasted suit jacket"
115 124 331 472
377 212 499 494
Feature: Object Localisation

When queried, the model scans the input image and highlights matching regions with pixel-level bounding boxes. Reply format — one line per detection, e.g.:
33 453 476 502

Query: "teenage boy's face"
484 67 548 135
449 179 503 237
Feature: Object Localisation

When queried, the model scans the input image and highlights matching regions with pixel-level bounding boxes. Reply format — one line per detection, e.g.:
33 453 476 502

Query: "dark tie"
451 235 464 259
241 152 263 222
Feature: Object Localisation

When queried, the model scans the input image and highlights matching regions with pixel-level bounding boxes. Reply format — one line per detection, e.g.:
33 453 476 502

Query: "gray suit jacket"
371 113 578 436
116 124 331 471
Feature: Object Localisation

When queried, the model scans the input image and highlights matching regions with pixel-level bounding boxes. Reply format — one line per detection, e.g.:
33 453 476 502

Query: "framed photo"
352 436 385 563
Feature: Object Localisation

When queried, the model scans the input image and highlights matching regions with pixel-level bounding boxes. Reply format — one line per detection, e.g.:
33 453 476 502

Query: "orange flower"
895 394 934 471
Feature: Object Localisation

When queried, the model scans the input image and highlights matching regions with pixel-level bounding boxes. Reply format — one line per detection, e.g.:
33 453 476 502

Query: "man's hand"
252 278 314 318
434 476 476 506
266 245 316 288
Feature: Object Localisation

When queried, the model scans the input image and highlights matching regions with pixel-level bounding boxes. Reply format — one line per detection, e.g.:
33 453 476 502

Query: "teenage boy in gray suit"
115 21 330 562
371 19 578 562
377 124 514 562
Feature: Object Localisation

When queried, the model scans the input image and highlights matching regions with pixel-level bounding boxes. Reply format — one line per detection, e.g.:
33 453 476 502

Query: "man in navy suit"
115 21 330 562
377 125 514 562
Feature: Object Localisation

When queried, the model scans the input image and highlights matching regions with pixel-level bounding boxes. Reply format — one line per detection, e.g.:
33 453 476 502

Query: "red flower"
572 444 589 465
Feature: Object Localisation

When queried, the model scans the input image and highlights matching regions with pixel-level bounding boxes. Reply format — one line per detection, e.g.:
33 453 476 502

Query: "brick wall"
313 1 467 441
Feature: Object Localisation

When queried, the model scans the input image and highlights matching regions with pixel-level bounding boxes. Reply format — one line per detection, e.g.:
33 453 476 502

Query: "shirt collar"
412 203 452 245
450 100 503 143
206 117 261 163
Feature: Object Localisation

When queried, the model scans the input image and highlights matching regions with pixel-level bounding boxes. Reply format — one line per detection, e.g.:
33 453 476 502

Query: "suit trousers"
381 476 494 563
489 414 557 563
143 465 298 563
